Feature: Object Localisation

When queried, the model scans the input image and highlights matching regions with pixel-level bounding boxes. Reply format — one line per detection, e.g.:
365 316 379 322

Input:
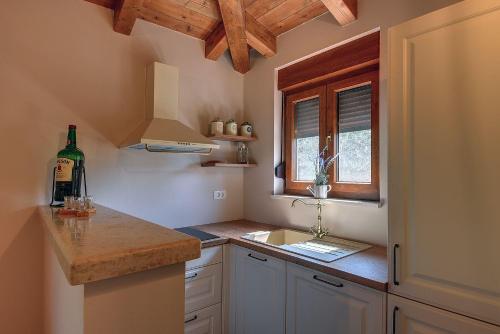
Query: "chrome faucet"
291 198 328 239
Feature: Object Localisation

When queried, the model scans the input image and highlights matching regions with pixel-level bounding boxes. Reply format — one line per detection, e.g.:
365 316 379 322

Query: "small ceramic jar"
225 119 238 136
210 118 224 136
240 122 253 137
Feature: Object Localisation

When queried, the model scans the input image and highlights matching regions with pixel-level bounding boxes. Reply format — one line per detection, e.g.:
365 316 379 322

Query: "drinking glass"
83 196 94 210
64 196 75 210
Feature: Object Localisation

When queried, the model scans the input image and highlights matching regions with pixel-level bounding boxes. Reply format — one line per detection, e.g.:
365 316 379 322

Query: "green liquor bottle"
54 125 85 202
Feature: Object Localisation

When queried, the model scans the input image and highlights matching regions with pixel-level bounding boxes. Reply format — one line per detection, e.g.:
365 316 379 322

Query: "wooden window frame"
284 69 380 200
285 86 327 194
327 70 379 200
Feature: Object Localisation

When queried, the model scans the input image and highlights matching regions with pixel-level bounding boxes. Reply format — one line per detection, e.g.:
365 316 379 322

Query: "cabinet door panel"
184 303 221 334
388 294 500 334
185 263 222 314
287 263 385 334
230 245 286 334
388 0 500 325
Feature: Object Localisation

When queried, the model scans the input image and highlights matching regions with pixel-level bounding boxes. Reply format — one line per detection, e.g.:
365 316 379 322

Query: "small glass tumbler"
83 196 94 210
64 196 76 210
74 197 85 211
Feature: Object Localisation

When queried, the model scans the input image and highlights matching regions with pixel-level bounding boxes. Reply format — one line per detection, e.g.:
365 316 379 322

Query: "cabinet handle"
185 273 198 280
392 306 399 334
393 244 400 285
248 253 267 262
392 244 399 285
313 275 343 288
185 315 198 323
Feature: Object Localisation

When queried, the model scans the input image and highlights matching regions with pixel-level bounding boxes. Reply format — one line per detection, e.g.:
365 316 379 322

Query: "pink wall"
0 0 244 332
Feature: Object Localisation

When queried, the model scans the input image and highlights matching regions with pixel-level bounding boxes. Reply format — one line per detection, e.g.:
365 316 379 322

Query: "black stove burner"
175 227 219 242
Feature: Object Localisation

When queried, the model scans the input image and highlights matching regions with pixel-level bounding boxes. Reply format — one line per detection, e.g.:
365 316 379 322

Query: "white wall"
0 0 243 332
243 0 459 246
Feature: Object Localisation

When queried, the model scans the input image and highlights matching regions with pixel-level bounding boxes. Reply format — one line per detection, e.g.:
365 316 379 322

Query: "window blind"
338 85 372 132
294 98 319 138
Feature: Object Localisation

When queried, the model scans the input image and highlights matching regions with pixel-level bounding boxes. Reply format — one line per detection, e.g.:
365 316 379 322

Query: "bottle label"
55 158 74 182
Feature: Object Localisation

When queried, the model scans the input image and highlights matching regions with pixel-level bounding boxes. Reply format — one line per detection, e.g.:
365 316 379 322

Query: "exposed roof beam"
205 22 228 60
113 0 144 35
245 13 276 58
217 0 250 74
320 0 357 26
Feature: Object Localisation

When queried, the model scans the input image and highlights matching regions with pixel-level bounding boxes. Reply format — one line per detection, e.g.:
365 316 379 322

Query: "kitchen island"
39 205 201 334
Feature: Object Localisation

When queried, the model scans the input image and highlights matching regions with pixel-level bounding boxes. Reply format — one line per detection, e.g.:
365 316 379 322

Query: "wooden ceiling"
85 0 357 73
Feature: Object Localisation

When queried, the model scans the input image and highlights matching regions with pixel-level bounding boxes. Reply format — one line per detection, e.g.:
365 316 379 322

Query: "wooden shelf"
201 162 257 168
208 135 257 142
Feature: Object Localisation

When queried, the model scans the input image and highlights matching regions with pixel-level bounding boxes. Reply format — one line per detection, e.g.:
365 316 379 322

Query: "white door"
388 294 500 334
286 263 385 334
388 0 500 325
229 245 286 334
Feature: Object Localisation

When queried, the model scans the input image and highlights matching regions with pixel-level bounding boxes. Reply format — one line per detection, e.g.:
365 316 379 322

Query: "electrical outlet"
213 190 226 200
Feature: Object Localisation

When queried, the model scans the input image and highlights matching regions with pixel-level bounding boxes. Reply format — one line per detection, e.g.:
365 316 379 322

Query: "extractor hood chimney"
121 62 219 154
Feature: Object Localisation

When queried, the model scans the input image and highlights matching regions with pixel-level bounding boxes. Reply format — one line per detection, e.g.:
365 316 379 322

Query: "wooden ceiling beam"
245 13 276 58
113 0 144 35
205 22 228 60
320 0 357 26
217 0 250 74
139 7 210 39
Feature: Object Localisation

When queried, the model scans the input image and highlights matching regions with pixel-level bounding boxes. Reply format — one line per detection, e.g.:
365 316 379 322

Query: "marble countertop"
39 205 200 285
194 220 388 291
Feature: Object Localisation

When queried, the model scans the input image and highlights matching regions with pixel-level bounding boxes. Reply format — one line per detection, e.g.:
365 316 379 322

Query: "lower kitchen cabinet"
286 262 385 334
388 294 500 334
185 303 222 334
185 262 222 314
229 245 286 334
184 246 223 334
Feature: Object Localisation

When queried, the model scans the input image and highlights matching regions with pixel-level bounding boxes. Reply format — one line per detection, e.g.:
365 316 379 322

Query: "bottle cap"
69 124 77 129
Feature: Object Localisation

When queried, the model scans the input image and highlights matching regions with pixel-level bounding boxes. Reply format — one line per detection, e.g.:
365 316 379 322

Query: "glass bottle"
237 143 248 164
54 125 85 202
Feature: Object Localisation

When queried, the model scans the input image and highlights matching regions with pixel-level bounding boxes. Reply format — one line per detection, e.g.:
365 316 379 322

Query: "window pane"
337 85 372 183
296 136 319 180
294 98 319 181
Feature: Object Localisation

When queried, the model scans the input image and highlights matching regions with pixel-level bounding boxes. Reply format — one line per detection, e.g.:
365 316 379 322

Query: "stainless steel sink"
241 229 371 263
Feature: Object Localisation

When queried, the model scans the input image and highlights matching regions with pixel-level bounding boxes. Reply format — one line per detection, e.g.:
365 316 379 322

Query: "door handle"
392 306 399 334
313 275 343 287
185 315 198 323
393 244 400 285
248 253 267 262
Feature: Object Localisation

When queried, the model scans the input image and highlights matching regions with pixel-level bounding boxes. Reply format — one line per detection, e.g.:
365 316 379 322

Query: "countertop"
39 205 201 285
194 220 388 292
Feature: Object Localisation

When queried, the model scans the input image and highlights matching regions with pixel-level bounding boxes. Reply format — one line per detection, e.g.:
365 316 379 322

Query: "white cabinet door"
388 294 500 334
286 263 385 334
229 245 286 334
185 303 222 334
185 263 222 314
388 0 500 325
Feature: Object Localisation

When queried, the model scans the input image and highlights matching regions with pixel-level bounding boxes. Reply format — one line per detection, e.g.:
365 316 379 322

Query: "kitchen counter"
39 205 201 285
194 220 388 291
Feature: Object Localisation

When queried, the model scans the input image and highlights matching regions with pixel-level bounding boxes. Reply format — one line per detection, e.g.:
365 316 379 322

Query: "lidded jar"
225 119 238 136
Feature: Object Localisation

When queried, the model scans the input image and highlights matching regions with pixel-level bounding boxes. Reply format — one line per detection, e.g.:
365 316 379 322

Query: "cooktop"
174 227 219 242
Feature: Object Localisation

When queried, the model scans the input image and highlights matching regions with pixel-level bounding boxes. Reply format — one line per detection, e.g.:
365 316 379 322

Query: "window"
284 71 379 200
337 85 372 183
278 32 380 200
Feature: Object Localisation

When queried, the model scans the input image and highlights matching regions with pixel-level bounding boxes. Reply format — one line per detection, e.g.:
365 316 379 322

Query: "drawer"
186 246 222 271
184 303 221 334
185 263 222 313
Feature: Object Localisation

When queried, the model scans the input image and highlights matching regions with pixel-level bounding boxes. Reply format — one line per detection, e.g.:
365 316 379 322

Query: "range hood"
121 62 219 154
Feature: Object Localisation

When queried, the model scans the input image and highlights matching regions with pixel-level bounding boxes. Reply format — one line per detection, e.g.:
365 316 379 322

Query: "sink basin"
241 229 371 263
